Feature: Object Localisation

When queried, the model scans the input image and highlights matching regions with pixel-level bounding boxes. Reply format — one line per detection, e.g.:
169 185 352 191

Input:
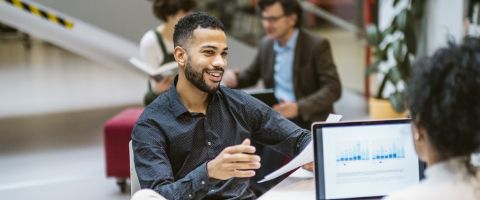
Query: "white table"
258 168 382 200
258 168 316 200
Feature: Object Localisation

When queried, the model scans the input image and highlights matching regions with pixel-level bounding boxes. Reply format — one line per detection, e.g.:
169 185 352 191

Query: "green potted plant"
366 0 424 118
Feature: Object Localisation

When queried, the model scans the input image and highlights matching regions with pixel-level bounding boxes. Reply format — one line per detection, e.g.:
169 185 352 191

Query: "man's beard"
184 59 222 94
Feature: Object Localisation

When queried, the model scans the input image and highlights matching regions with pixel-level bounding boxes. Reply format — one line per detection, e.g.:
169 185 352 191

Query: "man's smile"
206 70 223 82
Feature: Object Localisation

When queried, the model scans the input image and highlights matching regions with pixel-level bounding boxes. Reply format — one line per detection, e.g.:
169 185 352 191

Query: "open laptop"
312 119 424 200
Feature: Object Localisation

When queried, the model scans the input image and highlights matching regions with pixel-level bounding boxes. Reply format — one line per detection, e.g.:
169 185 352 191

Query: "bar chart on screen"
371 139 405 162
336 139 406 166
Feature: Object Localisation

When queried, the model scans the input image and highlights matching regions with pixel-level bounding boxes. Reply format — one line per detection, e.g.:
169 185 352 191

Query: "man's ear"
412 123 426 144
288 14 297 27
412 122 431 163
174 46 187 67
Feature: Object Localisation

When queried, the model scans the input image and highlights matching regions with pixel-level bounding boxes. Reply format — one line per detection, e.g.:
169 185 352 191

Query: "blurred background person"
140 0 196 106
385 38 480 200
223 0 341 194
223 0 341 129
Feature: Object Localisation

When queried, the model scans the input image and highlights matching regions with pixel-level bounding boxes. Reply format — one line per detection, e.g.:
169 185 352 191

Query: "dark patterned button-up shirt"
132 80 311 200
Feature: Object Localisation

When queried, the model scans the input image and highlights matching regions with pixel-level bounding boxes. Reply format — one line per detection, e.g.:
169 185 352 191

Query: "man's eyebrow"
200 45 218 50
200 45 229 51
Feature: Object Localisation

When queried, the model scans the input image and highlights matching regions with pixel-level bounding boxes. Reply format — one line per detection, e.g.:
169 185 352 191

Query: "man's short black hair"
173 12 225 48
152 0 196 21
258 0 303 28
408 38 480 158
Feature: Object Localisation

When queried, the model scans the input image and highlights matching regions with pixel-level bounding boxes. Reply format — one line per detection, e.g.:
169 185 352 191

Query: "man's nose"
212 54 226 69
262 21 271 29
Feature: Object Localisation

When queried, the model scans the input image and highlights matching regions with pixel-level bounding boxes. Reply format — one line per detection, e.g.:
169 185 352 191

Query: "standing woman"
385 39 480 199
140 0 196 106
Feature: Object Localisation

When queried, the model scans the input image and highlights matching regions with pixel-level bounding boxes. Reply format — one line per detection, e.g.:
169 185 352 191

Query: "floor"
320 28 366 93
0 106 132 200
0 28 367 200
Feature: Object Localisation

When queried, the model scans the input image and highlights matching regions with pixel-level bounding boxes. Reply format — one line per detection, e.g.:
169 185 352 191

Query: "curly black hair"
152 0 196 21
173 12 225 48
258 0 303 28
408 38 480 158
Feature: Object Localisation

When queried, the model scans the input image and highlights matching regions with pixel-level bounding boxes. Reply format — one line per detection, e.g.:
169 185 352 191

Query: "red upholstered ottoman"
103 107 143 192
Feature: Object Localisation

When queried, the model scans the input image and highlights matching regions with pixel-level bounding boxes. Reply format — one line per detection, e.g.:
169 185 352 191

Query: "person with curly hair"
385 38 480 199
139 0 196 106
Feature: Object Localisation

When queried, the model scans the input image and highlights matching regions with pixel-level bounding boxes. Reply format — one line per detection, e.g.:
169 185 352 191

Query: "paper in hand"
258 114 343 183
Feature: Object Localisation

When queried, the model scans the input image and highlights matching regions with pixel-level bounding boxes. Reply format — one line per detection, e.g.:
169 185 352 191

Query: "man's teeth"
209 72 222 77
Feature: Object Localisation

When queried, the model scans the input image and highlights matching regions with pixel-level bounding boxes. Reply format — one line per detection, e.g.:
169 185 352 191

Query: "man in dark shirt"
132 12 312 200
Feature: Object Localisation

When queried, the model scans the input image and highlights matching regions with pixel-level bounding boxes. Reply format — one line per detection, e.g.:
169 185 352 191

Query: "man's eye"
203 50 214 55
221 52 228 57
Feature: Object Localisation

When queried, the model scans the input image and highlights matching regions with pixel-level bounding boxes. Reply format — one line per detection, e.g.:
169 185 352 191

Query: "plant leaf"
381 24 394 39
366 24 381 46
376 69 391 98
373 48 388 61
404 16 417 55
379 43 392 60
393 0 400 7
366 60 381 76
396 10 408 31
389 92 406 112
393 40 406 63
389 66 402 84
398 55 411 80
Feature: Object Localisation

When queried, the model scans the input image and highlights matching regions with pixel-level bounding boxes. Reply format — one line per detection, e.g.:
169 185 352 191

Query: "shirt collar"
166 76 189 118
424 156 472 180
273 28 299 52
167 76 220 118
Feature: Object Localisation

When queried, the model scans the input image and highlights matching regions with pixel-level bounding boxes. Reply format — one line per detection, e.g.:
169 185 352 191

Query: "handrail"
300 1 360 34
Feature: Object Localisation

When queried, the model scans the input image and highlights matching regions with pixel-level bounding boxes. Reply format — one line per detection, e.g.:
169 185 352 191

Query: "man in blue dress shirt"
224 0 341 129
132 12 312 200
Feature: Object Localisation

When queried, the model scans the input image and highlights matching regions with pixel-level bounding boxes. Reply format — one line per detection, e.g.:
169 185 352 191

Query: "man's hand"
223 69 239 88
207 139 261 180
273 101 299 119
302 162 314 172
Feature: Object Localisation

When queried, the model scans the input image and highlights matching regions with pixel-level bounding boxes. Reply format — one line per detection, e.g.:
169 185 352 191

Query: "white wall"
424 0 465 55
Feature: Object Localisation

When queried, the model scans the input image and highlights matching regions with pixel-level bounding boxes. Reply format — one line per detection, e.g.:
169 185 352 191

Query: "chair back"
130 140 141 195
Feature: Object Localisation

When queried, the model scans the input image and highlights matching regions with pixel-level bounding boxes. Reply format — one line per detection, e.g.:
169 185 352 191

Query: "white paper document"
258 114 343 183
289 167 315 178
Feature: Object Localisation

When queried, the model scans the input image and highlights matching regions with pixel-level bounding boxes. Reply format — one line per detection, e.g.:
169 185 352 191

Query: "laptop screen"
313 119 423 200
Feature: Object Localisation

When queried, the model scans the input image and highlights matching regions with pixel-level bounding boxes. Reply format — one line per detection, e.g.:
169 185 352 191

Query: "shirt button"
207 141 212 146
188 194 192 198
201 180 205 185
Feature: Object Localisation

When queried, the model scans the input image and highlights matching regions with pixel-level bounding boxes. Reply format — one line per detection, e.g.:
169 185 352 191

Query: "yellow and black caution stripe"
3 0 74 30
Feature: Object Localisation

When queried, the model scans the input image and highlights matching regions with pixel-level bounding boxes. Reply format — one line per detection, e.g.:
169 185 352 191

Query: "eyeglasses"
261 15 285 23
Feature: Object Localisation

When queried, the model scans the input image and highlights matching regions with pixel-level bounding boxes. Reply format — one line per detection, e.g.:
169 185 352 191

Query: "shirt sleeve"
132 119 220 200
243 94 312 157
297 39 341 122
139 30 164 69
236 51 262 88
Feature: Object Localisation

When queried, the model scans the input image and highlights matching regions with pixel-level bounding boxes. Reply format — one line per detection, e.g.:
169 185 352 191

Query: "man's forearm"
149 163 220 200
